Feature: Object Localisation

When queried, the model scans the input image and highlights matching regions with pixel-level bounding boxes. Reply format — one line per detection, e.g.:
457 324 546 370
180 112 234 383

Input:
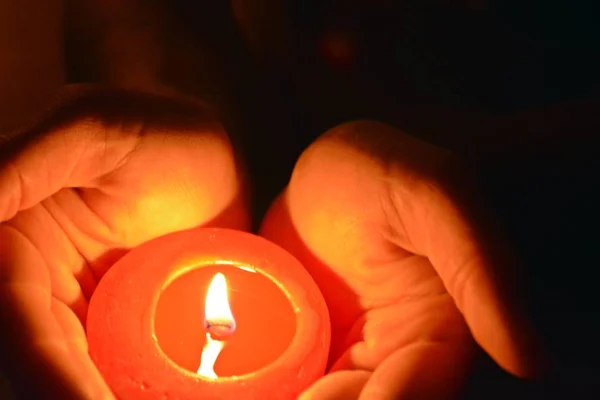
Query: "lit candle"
86 228 331 400
196 273 233 380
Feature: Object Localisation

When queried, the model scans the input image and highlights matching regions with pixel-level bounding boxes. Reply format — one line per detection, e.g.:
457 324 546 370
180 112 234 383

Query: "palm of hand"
0 96 541 399
261 121 540 399
0 89 248 399
262 200 473 400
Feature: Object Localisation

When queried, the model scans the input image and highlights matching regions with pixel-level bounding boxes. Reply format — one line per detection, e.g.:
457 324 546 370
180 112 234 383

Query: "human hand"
260 120 546 399
0 86 250 399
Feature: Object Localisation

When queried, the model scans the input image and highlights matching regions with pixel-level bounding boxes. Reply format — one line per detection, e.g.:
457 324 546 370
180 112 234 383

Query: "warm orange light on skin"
197 273 236 378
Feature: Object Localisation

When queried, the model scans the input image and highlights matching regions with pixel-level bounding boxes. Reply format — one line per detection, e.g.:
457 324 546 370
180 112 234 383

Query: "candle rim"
151 260 307 381
88 227 331 394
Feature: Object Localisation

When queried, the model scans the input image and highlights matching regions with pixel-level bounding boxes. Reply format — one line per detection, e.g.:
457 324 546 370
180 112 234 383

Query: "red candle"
86 228 331 399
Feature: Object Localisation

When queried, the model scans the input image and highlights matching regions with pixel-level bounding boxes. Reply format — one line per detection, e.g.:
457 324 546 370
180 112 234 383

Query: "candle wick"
205 319 236 340
197 333 225 379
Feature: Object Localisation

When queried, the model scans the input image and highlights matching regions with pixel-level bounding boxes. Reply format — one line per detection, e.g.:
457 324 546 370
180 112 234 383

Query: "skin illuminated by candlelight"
0 88 250 400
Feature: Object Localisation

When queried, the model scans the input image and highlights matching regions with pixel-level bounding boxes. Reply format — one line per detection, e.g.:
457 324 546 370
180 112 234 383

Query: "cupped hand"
0 86 250 399
260 120 546 399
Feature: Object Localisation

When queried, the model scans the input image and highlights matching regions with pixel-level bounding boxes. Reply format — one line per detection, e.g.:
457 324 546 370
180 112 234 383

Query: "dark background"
67 1 600 398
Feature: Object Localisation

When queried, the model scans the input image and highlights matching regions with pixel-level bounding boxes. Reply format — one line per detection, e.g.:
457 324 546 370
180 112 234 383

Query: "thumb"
0 85 220 222
379 127 551 379
306 120 549 379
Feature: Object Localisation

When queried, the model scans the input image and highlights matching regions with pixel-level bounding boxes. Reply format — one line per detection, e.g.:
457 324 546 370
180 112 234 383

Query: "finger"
0 86 140 220
324 289 474 400
270 120 547 378
327 290 472 371
0 86 246 226
259 193 362 364
322 121 546 378
51 298 114 398
407 154 549 378
7 201 93 322
0 225 111 399
298 370 372 400
359 340 473 400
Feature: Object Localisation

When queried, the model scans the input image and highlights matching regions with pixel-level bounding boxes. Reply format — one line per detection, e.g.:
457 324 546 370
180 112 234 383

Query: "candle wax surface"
154 265 296 376
87 227 331 400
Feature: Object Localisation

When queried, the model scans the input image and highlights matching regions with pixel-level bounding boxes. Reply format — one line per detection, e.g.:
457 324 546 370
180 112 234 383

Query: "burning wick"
197 333 225 379
197 273 236 378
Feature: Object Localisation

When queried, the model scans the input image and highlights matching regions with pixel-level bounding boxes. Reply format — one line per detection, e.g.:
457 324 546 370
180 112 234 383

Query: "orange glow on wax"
154 265 297 377
87 228 331 399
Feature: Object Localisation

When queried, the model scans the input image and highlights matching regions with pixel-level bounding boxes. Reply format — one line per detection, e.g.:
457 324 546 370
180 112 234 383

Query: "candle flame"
197 273 235 378
204 273 236 338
